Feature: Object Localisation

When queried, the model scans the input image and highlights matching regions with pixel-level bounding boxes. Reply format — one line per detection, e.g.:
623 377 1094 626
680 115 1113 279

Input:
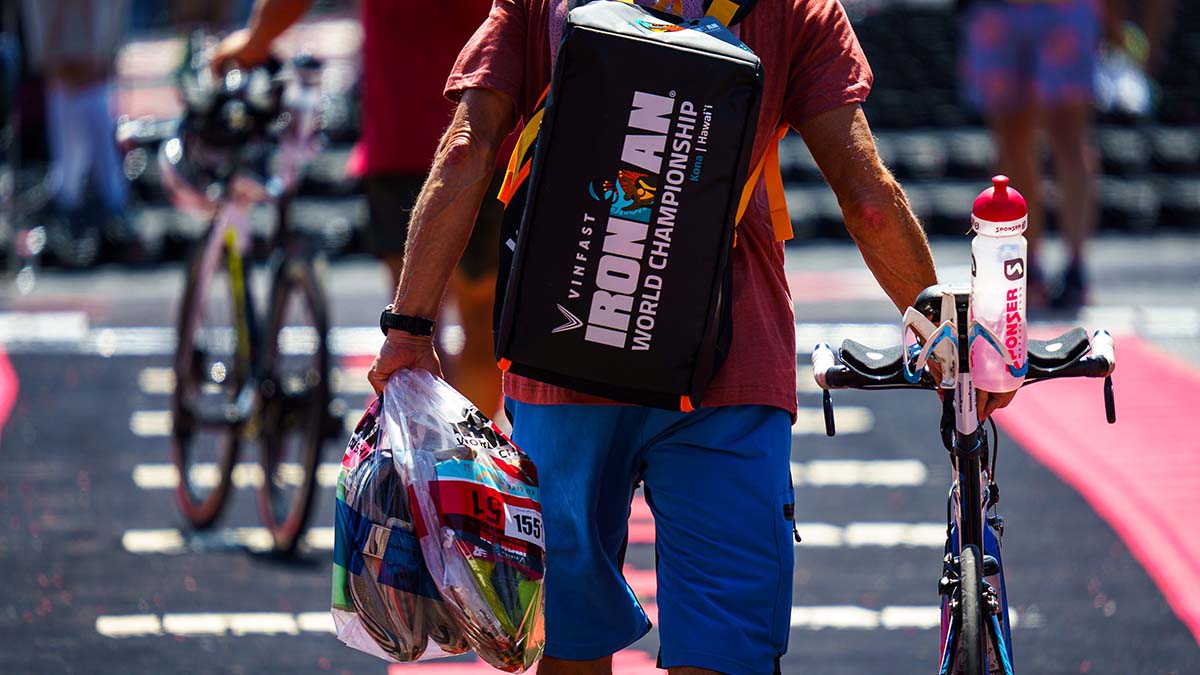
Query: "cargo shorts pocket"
772 489 797 652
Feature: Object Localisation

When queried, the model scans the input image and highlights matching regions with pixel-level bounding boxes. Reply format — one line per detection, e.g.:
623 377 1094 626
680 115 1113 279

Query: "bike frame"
920 289 1015 675
176 61 321 427
815 285 1114 675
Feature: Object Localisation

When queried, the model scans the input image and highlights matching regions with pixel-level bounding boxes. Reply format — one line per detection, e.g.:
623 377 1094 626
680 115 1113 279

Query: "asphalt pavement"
1 233 1198 674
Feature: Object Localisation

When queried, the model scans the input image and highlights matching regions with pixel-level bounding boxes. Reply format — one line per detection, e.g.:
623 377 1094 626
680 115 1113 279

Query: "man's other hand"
368 332 443 395
977 388 1017 422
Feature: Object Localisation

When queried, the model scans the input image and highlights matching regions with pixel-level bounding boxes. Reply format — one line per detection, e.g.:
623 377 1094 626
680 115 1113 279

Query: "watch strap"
380 306 435 337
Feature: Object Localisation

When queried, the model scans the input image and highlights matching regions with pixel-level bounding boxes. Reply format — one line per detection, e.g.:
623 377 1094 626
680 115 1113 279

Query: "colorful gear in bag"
384 371 546 673
332 398 469 661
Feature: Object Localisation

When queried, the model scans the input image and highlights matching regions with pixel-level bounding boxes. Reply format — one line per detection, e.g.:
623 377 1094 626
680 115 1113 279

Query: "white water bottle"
969 175 1028 392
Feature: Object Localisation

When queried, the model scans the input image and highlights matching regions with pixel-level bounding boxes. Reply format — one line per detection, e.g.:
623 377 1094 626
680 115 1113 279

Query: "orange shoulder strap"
735 125 792 243
497 86 551 207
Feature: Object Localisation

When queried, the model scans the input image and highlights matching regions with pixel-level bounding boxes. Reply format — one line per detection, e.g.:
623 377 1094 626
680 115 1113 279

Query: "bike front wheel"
958 544 987 675
172 227 248 529
257 254 331 553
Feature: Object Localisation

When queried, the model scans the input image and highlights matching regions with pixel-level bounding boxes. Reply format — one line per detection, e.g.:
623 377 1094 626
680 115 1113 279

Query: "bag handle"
625 0 757 26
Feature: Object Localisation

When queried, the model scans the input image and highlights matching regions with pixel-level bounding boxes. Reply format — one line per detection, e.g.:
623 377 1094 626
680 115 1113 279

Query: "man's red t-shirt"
446 0 873 416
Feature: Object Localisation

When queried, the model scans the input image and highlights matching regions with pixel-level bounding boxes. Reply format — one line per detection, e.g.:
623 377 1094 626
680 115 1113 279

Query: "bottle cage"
968 322 1031 377
902 306 958 387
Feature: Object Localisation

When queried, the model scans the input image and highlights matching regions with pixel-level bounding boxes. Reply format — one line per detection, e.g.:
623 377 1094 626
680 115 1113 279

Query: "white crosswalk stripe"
130 410 172 437
793 406 872 435
95 606 1023 638
119 522 944 555
132 459 921 491
790 459 927 487
121 527 332 554
4 315 1196 356
131 404 874 438
131 462 343 490
136 366 374 396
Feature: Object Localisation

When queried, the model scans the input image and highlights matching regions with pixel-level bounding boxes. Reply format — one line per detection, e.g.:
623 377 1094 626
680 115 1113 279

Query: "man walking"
369 1 1017 673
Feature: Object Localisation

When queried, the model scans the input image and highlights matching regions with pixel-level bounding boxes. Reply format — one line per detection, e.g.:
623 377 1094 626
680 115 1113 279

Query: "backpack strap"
497 85 550 206
704 0 739 25
735 125 792 244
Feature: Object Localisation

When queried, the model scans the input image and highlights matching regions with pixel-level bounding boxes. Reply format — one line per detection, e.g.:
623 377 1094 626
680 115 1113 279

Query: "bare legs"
448 269 503 415
1044 100 1097 267
987 105 1048 307
985 98 1096 308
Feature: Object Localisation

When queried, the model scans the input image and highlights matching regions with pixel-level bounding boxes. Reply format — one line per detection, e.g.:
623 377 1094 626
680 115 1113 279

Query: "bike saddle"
839 339 905 378
1027 327 1090 374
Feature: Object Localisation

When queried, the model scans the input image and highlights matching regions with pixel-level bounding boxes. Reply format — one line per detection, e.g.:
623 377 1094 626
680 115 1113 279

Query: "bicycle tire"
959 544 987 675
172 225 246 529
257 253 331 553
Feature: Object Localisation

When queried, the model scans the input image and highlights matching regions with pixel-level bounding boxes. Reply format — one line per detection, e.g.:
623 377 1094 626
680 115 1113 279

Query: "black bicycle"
812 283 1117 675
165 53 338 553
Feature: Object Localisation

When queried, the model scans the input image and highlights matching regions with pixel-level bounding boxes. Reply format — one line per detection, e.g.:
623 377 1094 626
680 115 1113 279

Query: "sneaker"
45 207 101 269
1051 260 1089 310
1026 258 1050 312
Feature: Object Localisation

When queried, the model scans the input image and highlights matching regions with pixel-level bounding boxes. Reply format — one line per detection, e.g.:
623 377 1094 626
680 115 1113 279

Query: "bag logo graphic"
588 170 657 223
1004 257 1025 281
635 19 685 33
557 90 700 352
552 304 583 333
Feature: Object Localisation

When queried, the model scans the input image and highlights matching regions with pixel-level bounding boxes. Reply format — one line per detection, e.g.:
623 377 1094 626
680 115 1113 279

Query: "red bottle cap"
972 175 1028 235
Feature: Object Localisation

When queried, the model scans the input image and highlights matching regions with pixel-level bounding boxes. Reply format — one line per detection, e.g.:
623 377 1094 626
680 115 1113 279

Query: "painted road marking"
138 366 374 396
130 410 172 437
792 606 1023 630
121 527 332 554
132 403 871 438
794 406 873 435
5 314 1196 356
132 459 922 491
120 521 944 555
96 607 1024 638
132 462 342 490
790 459 928 487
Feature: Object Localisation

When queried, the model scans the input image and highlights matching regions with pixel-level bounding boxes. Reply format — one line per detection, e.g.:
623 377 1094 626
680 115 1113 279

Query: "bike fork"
940 372 1014 674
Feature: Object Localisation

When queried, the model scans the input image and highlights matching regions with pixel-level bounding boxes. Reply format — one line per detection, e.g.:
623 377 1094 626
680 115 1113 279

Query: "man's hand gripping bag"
383 371 546 673
495 0 764 410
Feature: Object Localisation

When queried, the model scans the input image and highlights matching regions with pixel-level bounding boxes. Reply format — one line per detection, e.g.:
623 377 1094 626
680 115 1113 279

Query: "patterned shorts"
960 0 1101 112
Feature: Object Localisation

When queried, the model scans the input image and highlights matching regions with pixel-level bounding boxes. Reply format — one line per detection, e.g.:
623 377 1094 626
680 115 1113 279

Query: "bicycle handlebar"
812 328 1118 428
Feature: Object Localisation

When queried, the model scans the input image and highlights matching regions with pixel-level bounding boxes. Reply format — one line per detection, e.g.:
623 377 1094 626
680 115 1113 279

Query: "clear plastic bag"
331 397 470 662
383 370 546 673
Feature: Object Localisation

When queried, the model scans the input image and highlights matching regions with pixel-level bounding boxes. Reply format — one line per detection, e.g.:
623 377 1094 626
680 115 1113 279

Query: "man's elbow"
436 126 502 183
839 175 910 237
435 88 515 176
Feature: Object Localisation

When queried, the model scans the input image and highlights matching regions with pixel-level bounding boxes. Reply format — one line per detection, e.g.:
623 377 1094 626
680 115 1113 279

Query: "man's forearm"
391 89 516 320
797 104 937 312
843 182 938 312
245 0 313 51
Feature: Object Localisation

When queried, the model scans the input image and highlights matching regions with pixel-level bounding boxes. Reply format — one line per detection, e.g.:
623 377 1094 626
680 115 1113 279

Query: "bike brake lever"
822 389 836 437
1104 376 1116 424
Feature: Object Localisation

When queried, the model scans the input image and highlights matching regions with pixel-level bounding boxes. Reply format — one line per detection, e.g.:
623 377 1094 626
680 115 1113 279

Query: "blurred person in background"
212 0 506 415
20 0 136 266
959 0 1113 310
170 0 243 32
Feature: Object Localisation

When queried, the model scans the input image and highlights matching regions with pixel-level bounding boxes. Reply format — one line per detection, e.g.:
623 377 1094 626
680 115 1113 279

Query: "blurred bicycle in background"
162 42 341 554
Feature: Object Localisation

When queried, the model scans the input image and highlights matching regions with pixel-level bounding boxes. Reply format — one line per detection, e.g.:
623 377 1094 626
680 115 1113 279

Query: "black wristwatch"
380 305 435 337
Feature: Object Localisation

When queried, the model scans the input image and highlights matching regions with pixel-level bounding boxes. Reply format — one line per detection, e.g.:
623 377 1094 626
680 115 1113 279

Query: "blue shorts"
961 0 1100 112
507 401 794 675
